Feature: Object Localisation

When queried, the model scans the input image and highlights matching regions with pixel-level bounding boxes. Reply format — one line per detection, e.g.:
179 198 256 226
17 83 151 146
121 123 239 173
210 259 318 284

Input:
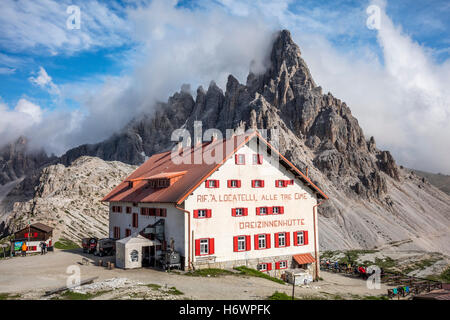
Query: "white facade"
108 141 321 277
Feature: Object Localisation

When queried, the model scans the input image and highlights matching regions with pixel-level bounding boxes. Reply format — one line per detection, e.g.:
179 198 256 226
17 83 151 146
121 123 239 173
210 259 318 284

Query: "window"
125 229 131 237
235 154 245 165
275 180 294 187
278 233 286 247
257 263 272 272
258 234 266 249
194 209 211 218
251 180 264 188
294 231 309 246
195 238 215 256
200 239 209 255
255 234 271 250
205 179 219 188
112 206 122 213
160 208 167 217
232 208 248 217
276 260 288 270
233 235 250 252
113 226 120 239
275 232 290 247
272 206 284 214
256 207 271 215
126 207 132 214
132 213 138 228
227 179 241 188
257 263 267 271
253 154 263 164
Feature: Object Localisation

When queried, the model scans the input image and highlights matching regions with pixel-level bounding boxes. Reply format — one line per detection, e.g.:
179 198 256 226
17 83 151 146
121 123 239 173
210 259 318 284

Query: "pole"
291 275 296 300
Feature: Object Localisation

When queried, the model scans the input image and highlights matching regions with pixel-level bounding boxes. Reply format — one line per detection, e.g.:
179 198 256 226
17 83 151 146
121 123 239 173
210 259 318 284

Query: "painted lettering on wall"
239 218 305 229
196 192 308 203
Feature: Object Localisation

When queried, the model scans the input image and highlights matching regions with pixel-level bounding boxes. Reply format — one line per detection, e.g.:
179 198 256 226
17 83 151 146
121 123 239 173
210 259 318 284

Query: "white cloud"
0 98 44 144
0 0 131 55
29 67 60 95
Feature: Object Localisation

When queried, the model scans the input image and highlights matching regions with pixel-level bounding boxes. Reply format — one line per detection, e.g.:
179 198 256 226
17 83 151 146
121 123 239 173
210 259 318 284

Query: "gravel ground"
0 249 392 300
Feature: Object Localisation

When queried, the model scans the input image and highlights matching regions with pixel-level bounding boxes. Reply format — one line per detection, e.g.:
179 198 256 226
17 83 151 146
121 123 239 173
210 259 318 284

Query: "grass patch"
57 290 109 300
0 293 10 300
403 258 440 275
167 287 184 295
338 249 378 265
268 291 297 300
440 266 450 283
54 238 80 250
185 268 234 277
234 266 285 284
145 283 162 290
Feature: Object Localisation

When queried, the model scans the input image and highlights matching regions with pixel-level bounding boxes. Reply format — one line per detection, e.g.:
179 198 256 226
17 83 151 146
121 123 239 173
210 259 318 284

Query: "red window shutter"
193 210 199 218
233 236 238 252
133 213 138 228
243 208 248 216
209 238 215 255
215 180 219 188
161 208 167 217
195 239 200 256
205 180 210 188
304 231 309 245
231 208 236 217
267 263 272 271
235 154 239 164
254 234 259 250
206 209 212 218
34 233 38 238
237 180 241 188
279 206 284 214
261 180 265 187
245 235 251 251
293 232 298 246
140 208 144 215
286 232 290 247
227 180 232 188
274 233 279 248
275 262 280 270
289 179 294 185
24 233 28 238
156 208 161 216
256 207 260 215
266 234 271 249
251 180 255 188
258 154 263 164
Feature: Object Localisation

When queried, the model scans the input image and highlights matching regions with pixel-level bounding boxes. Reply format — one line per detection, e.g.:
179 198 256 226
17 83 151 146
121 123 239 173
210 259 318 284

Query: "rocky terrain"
0 156 136 240
0 30 449 254
412 169 450 195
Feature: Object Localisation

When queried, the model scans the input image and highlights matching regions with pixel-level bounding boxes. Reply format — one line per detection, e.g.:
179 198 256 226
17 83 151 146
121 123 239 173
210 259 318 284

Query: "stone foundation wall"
192 253 319 279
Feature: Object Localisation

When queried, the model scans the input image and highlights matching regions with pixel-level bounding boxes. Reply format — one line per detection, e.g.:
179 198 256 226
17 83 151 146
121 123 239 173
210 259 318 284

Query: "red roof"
102 131 328 204
293 253 316 265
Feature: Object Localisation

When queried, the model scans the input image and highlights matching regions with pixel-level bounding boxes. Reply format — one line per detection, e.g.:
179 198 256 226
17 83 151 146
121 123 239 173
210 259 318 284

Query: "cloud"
29 67 60 95
0 98 44 144
0 0 131 55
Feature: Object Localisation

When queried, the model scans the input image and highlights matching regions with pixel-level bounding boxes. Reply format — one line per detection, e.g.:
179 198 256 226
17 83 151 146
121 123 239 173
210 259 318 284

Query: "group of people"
20 241 48 256
322 260 382 280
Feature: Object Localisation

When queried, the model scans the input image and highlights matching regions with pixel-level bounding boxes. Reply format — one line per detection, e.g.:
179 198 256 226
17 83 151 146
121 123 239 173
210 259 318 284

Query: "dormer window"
235 154 245 165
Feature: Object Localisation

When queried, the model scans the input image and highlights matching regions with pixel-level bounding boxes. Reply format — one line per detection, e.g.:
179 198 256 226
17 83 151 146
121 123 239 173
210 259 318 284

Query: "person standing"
21 242 27 257
43 242 47 255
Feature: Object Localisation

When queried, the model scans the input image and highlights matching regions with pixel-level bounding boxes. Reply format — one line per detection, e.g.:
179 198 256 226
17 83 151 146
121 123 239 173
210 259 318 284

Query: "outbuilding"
11 222 53 255
103 130 328 279
115 233 160 269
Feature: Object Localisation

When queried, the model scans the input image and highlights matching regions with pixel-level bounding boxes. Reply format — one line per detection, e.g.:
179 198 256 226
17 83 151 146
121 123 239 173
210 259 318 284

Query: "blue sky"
0 0 449 173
